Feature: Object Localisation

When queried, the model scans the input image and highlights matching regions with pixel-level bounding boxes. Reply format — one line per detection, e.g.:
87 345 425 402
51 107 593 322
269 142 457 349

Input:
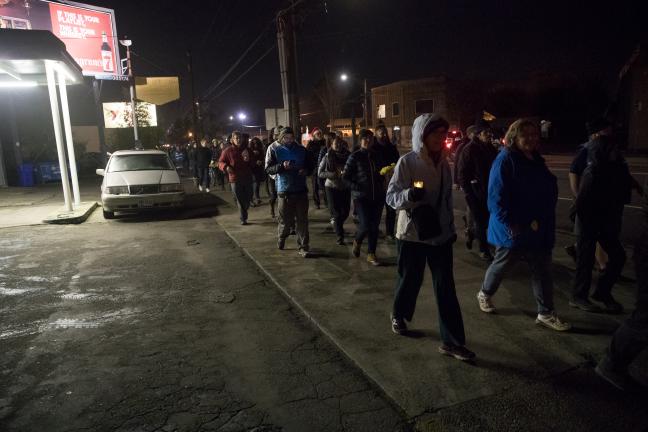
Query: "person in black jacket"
196 138 213 192
374 125 401 240
306 128 326 209
319 137 351 245
596 192 648 389
570 134 638 313
456 120 498 261
343 129 387 266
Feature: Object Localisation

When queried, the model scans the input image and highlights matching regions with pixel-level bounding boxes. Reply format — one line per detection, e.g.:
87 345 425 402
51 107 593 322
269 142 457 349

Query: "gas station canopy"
0 28 84 213
0 28 83 86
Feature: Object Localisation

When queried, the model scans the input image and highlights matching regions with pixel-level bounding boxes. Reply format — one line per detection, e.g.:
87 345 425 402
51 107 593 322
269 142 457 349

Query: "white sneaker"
198 185 203 192
205 188 210 193
477 291 496 313
536 313 571 332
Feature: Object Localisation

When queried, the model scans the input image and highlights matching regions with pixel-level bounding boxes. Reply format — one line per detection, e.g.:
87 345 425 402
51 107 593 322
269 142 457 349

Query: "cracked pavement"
0 216 409 432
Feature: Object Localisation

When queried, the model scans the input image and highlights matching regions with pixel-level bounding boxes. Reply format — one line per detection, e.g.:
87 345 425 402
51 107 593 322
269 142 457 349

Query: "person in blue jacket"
266 127 316 257
476 118 571 332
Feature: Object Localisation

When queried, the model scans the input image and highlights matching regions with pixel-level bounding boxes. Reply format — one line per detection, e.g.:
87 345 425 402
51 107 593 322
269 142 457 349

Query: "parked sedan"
96 150 184 219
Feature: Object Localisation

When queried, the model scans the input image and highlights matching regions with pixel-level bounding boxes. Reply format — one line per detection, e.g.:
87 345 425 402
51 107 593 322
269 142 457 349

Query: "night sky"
77 0 646 127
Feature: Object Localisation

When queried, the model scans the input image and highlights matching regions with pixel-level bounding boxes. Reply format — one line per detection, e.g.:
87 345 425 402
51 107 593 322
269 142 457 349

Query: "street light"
237 112 247 121
339 72 369 147
119 38 138 141
229 115 234 121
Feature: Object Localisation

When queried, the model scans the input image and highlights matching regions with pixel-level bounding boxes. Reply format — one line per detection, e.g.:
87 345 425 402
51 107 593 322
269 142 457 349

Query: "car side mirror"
96 169 105 176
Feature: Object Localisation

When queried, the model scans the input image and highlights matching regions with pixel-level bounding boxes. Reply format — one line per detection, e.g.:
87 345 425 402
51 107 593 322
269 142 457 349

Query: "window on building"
392 102 400 116
415 99 434 114
377 104 386 119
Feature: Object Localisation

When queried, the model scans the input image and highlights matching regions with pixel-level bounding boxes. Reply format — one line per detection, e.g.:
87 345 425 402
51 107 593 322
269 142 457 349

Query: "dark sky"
25 0 648 129
84 0 647 127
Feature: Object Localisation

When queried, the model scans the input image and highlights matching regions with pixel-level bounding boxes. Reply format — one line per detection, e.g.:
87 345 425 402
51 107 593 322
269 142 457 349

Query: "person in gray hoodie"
386 113 475 362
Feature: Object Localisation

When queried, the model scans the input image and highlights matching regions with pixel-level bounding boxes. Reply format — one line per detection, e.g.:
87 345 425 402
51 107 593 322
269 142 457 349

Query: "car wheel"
103 210 115 219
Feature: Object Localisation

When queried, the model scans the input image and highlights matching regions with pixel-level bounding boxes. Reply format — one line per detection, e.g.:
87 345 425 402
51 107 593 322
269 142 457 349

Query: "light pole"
119 38 138 141
237 112 247 132
340 73 368 148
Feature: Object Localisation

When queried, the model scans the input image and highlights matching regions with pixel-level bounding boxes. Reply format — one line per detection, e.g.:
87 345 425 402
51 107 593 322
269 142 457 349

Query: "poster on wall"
103 102 158 128
0 0 120 78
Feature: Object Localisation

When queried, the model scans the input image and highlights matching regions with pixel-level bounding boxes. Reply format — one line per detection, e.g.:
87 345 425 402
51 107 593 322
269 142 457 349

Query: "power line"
206 43 277 102
201 19 275 100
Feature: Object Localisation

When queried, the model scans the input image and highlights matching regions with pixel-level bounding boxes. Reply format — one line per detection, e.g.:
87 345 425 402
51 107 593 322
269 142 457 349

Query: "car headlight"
160 183 183 192
107 186 129 195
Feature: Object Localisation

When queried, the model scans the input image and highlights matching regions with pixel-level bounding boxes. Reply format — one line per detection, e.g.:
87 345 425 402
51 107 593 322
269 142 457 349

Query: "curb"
217 220 416 430
43 201 98 225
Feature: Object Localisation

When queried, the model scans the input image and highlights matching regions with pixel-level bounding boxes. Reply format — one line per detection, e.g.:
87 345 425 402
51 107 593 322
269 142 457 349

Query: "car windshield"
108 154 174 173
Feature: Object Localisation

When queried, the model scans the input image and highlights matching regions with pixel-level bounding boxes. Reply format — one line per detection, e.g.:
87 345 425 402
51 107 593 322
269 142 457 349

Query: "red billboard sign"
0 0 120 78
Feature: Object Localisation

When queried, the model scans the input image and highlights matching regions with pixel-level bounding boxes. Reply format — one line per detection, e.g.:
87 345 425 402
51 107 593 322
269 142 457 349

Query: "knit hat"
472 119 492 135
311 127 322 135
422 115 449 141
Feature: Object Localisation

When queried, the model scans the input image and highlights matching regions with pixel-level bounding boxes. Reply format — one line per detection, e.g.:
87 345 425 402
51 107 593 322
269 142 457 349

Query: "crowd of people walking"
167 112 646 387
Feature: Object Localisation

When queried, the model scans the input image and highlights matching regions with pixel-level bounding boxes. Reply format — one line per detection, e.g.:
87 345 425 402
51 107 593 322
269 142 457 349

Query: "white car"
96 150 184 219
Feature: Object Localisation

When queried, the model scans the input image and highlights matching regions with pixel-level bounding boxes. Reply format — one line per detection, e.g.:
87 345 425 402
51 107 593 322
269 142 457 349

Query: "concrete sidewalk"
213 191 648 431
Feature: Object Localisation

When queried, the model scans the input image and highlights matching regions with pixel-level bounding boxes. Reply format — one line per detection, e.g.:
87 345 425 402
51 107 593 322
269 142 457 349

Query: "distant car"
96 150 184 219
445 129 464 151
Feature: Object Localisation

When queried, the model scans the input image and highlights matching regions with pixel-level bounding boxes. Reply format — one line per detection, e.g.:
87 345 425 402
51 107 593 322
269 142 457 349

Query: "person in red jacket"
218 131 254 225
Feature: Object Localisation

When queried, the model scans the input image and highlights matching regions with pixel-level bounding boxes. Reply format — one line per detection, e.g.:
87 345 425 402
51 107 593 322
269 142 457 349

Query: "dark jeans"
385 204 396 238
231 182 253 222
481 247 555 314
197 167 210 189
325 187 351 239
606 229 648 370
354 197 383 254
278 192 309 249
573 227 626 302
393 240 466 347
311 175 321 207
209 167 225 189
464 193 489 253
267 178 278 217
253 181 262 201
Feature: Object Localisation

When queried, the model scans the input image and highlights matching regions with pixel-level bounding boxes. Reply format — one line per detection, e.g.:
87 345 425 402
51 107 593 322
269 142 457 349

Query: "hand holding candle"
413 181 424 189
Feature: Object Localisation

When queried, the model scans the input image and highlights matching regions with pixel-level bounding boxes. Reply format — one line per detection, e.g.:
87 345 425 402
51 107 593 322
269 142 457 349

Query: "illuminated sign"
103 102 158 128
0 0 120 78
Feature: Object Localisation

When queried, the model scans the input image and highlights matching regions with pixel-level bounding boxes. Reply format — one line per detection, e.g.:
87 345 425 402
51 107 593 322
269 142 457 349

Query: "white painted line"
557 196 642 210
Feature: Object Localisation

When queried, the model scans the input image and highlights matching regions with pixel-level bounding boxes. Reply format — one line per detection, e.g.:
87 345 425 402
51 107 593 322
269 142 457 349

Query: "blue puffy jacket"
487 148 558 250
265 142 315 194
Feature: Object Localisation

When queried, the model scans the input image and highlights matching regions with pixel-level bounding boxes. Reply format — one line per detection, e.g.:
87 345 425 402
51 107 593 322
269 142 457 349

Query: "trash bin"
19 163 34 187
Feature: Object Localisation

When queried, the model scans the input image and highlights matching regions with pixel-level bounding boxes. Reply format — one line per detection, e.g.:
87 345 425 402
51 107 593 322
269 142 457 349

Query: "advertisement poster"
0 0 119 77
103 102 158 129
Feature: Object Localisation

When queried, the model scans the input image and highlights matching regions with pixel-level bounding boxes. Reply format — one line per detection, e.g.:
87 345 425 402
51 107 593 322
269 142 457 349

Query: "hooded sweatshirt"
386 114 456 246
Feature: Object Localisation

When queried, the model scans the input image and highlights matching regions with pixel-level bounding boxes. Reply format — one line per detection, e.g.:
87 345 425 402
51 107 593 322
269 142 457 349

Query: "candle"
413 181 424 189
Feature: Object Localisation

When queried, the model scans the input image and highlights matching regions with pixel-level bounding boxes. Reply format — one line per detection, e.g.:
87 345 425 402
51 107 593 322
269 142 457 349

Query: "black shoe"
390 314 407 335
438 344 476 361
465 229 474 250
479 251 493 262
592 294 624 314
568 297 602 312
564 244 577 262
277 238 285 250
241 220 248 226
336 237 345 245
595 356 631 390
352 240 361 258
298 248 311 258
289 228 296 236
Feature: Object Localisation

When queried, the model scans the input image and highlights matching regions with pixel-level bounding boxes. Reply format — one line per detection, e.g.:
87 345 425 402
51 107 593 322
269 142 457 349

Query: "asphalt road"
0 214 408 432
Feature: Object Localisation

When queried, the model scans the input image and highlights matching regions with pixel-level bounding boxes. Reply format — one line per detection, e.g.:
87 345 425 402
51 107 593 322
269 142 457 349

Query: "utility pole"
187 49 199 139
93 79 108 164
363 78 369 129
277 3 301 132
